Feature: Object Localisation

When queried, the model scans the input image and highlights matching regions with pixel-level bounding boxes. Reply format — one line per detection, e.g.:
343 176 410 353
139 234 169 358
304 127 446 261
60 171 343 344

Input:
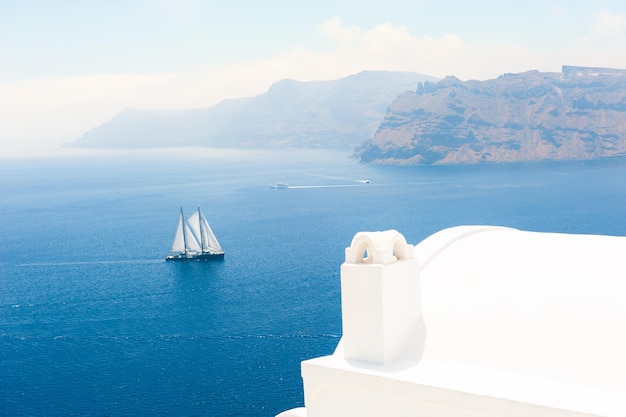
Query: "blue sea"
2 148 626 417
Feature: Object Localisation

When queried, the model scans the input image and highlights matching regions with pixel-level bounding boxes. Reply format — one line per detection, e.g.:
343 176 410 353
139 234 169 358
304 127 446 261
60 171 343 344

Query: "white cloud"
591 9 626 36
565 9 626 70
319 17 362 43
311 18 537 80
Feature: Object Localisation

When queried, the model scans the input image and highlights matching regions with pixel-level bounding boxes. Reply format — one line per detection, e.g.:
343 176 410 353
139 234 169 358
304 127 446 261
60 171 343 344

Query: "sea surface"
1 148 626 417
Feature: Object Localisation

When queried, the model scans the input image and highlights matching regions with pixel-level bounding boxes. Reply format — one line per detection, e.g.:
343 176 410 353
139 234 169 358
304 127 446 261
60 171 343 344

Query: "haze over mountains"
69 71 436 150
70 66 626 165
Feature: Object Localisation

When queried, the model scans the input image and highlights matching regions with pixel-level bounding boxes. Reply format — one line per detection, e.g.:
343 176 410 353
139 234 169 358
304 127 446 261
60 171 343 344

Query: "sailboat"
166 207 224 261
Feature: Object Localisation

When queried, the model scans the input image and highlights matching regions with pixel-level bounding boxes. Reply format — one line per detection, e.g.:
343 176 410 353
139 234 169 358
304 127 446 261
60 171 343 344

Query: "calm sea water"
1 148 626 416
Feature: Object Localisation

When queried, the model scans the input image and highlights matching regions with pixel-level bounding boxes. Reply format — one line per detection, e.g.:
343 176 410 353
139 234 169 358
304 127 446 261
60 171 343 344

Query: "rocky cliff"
69 71 437 149
355 66 626 164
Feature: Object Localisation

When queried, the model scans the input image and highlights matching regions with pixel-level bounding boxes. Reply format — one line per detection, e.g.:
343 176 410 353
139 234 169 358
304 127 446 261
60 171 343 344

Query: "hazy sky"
2 0 626 153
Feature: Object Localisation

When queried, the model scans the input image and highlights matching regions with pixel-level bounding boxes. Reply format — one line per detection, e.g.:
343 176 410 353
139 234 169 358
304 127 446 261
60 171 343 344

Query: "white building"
277 226 626 417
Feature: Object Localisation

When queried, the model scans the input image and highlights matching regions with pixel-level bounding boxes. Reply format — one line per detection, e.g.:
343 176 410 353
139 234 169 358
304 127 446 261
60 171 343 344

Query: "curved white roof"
415 226 626 415
278 226 626 417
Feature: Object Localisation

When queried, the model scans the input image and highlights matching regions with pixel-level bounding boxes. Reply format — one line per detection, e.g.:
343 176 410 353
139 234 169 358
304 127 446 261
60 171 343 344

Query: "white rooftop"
277 226 626 417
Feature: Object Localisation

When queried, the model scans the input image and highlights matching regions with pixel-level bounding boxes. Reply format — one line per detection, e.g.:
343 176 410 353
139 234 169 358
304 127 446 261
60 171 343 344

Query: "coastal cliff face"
355 66 626 164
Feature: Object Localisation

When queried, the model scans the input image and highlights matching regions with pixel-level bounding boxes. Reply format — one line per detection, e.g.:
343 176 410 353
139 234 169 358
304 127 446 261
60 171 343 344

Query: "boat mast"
180 207 187 254
198 206 206 252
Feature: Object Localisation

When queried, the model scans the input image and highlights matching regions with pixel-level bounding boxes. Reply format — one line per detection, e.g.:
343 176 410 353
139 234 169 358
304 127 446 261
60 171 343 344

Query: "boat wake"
288 184 370 189
14 259 162 268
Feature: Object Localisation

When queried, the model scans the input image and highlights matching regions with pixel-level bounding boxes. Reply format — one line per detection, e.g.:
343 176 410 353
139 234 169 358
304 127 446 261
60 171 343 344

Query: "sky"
1 0 626 154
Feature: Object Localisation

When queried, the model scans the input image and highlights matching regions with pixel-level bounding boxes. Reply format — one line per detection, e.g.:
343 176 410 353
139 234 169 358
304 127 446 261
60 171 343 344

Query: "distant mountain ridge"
355 66 626 164
69 71 438 149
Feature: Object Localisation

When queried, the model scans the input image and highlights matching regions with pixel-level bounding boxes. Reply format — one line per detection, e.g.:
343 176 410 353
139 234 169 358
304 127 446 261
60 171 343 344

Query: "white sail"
188 208 223 253
170 209 202 254
200 210 223 251
183 219 202 253
170 212 186 253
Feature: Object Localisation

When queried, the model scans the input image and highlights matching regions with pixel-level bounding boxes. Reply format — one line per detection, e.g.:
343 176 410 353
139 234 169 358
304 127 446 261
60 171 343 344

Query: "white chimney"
340 230 422 365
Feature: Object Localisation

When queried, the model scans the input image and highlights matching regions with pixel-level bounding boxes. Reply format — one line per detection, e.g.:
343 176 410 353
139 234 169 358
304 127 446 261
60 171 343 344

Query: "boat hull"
165 252 225 261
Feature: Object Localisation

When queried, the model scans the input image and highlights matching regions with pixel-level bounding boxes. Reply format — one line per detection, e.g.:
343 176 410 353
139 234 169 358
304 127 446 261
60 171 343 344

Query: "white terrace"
277 226 626 417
